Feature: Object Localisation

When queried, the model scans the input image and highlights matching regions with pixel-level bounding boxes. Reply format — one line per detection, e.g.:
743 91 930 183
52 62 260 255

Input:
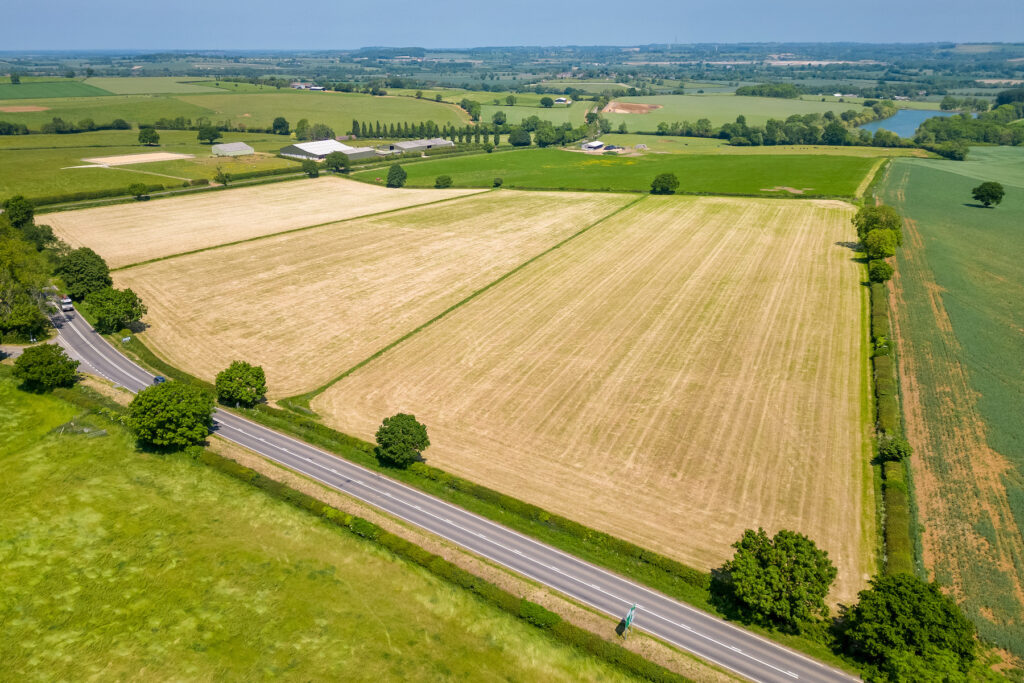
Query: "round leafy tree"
85 287 147 334
386 164 407 188
324 151 349 173
853 204 903 245
13 344 79 391
3 195 34 229
650 173 680 195
540 96 554 108
374 413 430 468
301 159 319 178
508 128 531 146
717 528 837 630
435 175 453 188
971 181 1005 208
127 382 214 449
878 433 912 462
128 183 149 199
215 360 267 407
137 127 160 145
868 260 894 283
57 247 111 300
864 229 898 261
842 574 975 678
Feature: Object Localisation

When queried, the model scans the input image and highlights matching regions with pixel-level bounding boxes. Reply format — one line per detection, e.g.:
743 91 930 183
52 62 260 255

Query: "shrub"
519 600 561 628
869 260 894 283
878 433 912 462
493 177 503 187
301 159 319 178
127 182 149 199
434 174 453 188
13 344 79 390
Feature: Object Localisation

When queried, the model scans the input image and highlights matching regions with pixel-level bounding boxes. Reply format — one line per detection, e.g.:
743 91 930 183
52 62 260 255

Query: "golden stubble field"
313 195 872 603
114 191 635 396
47 176 483 268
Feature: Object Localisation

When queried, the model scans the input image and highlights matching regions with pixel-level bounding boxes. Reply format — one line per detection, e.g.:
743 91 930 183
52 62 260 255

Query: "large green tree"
971 181 1005 207
84 287 147 334
13 344 79 390
271 116 290 135
540 96 554 108
374 413 429 468
853 205 903 245
2 195 34 229
197 125 222 144
301 159 319 178
650 173 680 195
215 360 267 407
57 247 111 300
126 382 214 449
0 216 50 342
864 229 898 261
508 128 531 146
842 574 975 680
716 528 837 630
324 151 350 173
386 164 407 188
138 127 160 145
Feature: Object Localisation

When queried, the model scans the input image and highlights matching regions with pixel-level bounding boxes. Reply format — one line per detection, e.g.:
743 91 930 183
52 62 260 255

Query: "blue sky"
2 0 1021 50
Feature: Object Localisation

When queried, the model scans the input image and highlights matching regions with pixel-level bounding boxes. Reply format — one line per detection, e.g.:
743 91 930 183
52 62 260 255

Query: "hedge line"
882 461 915 575
226 166 301 181
188 445 686 683
29 183 166 207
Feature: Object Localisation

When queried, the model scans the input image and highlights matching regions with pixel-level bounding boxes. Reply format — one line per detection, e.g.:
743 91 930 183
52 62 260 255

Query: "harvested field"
115 191 634 396
81 152 195 166
602 101 663 114
47 176 483 268
312 195 872 604
0 105 49 112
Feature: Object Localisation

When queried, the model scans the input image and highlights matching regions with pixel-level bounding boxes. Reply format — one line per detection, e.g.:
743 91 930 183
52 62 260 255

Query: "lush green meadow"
355 147 875 196
596 134 929 157
0 80 112 99
0 373 635 681
83 76 224 94
882 147 1024 655
0 95 213 128
481 103 587 126
601 94 871 129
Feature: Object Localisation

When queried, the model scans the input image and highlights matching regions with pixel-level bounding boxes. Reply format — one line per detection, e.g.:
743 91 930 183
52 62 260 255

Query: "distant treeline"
916 100 1024 147
0 117 131 135
734 83 802 98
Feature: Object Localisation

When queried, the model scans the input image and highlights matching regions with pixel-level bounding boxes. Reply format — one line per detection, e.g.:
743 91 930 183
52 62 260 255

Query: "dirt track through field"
601 101 663 114
115 191 635 396
313 195 871 603
81 152 195 166
47 177 484 268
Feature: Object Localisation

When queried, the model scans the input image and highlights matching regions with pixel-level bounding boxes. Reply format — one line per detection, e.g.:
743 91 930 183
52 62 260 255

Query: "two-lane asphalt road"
53 308 859 683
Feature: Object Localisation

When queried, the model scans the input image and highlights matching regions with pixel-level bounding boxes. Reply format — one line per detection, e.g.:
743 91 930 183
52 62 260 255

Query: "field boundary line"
111 188 493 272
284 193 650 407
855 159 886 199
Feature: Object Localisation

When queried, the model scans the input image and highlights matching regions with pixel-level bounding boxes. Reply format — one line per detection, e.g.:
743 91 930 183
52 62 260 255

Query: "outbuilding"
582 140 604 150
279 139 376 161
211 142 255 157
383 137 455 154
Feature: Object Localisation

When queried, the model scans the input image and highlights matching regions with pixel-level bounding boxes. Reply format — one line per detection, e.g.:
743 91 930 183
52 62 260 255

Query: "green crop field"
601 94 872 129
173 91 470 133
596 134 930 157
881 147 1024 655
480 103 588 126
0 146 178 200
0 372 635 681
83 76 225 94
354 147 876 197
0 95 214 129
0 80 112 100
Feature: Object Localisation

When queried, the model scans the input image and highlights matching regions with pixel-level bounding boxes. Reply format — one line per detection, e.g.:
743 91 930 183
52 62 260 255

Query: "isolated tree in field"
9 73 20 84
57 247 111 300
854 204 903 244
374 413 430 467
197 125 222 144
716 528 836 630
85 287 147 334
138 127 160 145
434 174 453 188
540 96 554 108
868 260 894 283
386 164 407 188
505 94 517 106
127 382 214 449
127 183 149 199
971 181 1005 207
650 172 680 195
842 574 975 679
491 111 507 125
864 229 898 261
271 116 290 135
2 195 34 229
13 344 79 391
215 360 267 407
493 177 503 187
508 128 531 146
301 159 319 178
324 151 350 174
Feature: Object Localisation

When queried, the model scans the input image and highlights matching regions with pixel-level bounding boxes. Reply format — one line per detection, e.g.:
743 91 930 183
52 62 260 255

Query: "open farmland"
600 94 868 129
881 148 1024 655
0 95 213 129
596 134 930 157
353 148 877 197
312 195 872 604
0 80 112 99
114 191 634 396
48 176 481 268
83 76 224 94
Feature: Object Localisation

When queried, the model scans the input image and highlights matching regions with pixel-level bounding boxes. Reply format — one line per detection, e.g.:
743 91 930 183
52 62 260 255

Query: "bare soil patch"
601 101 663 114
313 195 871 604
81 152 195 166
0 105 49 113
760 186 810 194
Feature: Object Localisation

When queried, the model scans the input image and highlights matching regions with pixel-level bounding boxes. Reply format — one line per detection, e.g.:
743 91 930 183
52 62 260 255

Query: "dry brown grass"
47 176 483 268
81 152 195 166
312 195 872 604
115 190 635 397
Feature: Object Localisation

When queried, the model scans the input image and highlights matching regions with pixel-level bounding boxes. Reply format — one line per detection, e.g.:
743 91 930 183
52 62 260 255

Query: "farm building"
555 97 572 104
280 139 376 161
211 142 255 157
383 138 455 154
582 140 604 150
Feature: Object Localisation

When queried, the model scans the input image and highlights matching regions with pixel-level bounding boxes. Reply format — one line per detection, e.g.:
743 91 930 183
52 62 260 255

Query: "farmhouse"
383 137 455 154
280 139 377 161
211 142 255 157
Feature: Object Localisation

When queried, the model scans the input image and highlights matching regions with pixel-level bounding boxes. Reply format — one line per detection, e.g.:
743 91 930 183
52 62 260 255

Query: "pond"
858 109 961 138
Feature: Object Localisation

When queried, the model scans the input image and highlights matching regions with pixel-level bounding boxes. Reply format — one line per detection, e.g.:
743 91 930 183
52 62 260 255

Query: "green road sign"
624 603 637 630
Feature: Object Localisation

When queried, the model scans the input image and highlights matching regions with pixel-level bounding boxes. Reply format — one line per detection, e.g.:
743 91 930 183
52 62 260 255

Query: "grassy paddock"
0 80 112 100
600 94 872 129
83 77 223 95
0 95 213 129
597 134 930 157
354 147 876 197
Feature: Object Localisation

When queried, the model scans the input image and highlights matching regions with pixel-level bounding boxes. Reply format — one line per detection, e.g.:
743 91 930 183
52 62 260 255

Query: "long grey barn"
280 139 377 161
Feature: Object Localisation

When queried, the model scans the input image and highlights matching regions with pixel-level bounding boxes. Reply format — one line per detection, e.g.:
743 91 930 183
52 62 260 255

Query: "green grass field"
0 80 112 100
0 373 636 681
881 147 1024 655
596 134 929 157
0 95 214 129
601 94 873 129
354 147 875 196
83 77 225 95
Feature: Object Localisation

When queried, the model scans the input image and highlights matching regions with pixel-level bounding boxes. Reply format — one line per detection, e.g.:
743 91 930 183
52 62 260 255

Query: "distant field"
597 134 930 157
114 191 633 396
174 91 470 132
600 94 870 129
49 176 481 267
480 103 587 126
0 95 213 129
882 147 1024 655
0 373 632 682
312 195 871 604
0 80 112 100
84 76 224 94
353 148 877 197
